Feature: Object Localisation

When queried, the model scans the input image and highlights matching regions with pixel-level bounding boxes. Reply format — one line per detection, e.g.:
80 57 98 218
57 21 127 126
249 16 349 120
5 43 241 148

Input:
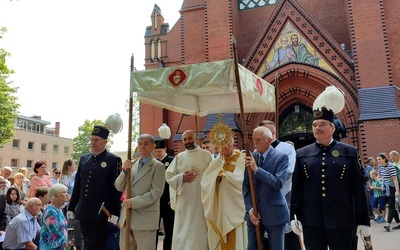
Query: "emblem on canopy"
168 69 187 87
256 78 263 95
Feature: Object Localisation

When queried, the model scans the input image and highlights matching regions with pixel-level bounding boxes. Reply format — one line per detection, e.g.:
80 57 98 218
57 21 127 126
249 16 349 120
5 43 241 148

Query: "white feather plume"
105 113 123 134
313 86 345 114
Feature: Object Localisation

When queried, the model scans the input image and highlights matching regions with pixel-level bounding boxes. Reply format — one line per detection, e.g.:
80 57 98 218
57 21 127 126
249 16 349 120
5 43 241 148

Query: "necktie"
259 154 264 166
138 159 144 172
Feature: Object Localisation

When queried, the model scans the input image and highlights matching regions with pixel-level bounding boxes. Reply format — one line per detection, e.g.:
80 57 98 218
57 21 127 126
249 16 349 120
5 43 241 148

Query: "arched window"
279 103 313 137
151 40 155 60
157 39 162 59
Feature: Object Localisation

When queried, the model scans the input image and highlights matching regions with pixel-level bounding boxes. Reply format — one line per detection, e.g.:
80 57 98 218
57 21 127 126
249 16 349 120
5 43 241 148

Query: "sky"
0 0 183 151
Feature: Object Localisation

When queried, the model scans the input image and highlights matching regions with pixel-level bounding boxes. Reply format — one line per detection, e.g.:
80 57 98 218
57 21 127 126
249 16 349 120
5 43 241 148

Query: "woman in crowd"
18 167 31 187
50 168 61 185
12 172 28 205
29 161 52 198
5 187 21 224
40 183 71 250
60 159 77 196
378 152 400 231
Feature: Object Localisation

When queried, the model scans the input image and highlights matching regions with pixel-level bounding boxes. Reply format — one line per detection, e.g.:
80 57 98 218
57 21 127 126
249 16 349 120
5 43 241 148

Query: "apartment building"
0 115 73 176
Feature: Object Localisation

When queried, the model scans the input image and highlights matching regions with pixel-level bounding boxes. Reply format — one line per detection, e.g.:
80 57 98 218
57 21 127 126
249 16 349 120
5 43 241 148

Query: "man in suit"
243 126 289 250
153 139 175 250
115 134 165 250
258 120 299 250
68 125 122 250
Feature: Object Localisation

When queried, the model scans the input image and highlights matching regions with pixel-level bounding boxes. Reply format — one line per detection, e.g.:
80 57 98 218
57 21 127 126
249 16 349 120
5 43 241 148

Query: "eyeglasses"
54 172 61 174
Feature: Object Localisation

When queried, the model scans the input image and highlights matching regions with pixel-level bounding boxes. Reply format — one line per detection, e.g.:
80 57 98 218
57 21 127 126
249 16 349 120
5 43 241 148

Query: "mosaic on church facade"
258 22 335 77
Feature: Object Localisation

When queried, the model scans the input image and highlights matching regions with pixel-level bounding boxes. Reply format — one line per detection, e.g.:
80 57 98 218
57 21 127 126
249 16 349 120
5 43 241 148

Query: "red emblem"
168 69 186 87
256 78 263 95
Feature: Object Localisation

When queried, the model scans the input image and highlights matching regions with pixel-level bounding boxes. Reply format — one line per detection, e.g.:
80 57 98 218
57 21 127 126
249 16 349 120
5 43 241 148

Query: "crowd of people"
1 91 400 250
0 159 77 250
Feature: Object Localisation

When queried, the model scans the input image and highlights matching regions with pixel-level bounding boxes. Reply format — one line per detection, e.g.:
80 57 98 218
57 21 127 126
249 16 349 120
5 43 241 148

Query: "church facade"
139 0 400 161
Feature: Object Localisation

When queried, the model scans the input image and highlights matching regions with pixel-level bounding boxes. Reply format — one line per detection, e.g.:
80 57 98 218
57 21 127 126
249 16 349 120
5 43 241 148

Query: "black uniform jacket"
68 149 122 220
159 155 174 207
290 140 370 229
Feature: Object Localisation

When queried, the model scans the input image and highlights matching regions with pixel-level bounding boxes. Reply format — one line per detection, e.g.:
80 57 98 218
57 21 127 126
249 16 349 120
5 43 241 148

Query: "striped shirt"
379 163 397 181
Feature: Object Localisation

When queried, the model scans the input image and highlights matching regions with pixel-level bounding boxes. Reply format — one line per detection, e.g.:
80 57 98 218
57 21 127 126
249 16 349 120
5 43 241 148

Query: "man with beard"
290 34 313 64
165 130 213 250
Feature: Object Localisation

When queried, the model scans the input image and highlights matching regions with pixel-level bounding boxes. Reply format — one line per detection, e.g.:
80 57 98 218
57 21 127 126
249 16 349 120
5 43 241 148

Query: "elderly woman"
18 167 31 187
378 152 400 231
12 172 28 204
29 161 52 198
40 183 71 250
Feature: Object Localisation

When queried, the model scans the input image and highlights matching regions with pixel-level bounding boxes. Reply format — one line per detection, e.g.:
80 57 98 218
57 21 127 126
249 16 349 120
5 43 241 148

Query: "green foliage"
72 119 114 162
0 27 19 146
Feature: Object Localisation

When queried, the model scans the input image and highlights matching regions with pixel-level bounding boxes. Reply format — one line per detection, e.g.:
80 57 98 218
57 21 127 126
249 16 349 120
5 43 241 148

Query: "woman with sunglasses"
377 152 400 231
50 168 61 185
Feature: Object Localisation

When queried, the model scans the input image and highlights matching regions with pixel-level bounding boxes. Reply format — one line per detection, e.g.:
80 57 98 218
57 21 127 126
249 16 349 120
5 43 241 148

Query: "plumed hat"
92 125 110 139
312 86 345 122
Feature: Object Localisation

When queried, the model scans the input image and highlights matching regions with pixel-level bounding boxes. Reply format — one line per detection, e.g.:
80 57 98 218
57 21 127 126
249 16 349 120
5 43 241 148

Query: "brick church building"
138 0 400 161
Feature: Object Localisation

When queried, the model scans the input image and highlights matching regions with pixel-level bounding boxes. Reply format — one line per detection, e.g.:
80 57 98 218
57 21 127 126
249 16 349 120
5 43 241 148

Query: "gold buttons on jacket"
321 151 327 197
340 164 346 179
303 164 309 179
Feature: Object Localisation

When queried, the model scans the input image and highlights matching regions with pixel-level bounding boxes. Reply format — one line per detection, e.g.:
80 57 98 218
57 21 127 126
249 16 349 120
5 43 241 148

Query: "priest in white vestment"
165 130 213 250
201 138 248 250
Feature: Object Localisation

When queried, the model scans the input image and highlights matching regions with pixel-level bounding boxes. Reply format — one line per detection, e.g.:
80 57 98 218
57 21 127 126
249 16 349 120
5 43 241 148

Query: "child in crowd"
5 187 22 224
369 170 386 223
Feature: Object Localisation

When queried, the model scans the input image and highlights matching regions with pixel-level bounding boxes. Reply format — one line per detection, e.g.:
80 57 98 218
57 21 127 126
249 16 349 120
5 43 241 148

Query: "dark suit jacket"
0 194 6 231
68 149 122 220
243 147 289 226
159 155 174 207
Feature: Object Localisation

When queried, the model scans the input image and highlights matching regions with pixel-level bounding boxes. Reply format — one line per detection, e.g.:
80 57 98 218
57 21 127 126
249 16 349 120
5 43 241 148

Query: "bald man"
3 198 42 250
165 130 213 250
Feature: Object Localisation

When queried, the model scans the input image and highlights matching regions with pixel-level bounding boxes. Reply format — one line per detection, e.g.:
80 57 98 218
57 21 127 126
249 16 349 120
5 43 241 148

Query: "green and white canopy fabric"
131 59 275 117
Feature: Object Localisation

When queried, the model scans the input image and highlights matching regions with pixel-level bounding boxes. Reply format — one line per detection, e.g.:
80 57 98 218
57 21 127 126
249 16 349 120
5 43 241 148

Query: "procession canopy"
131 59 275 117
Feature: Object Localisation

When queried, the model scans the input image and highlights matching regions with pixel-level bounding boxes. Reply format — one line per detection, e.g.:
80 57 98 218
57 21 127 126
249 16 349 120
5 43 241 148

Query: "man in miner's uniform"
290 86 371 250
68 125 122 250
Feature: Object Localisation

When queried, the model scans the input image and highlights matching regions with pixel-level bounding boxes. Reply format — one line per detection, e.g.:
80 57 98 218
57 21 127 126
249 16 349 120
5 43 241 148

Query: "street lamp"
158 123 171 139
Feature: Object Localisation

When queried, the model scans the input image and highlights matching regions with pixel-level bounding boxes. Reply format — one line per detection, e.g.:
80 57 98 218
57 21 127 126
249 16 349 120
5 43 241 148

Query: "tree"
0 27 19 146
72 119 115 162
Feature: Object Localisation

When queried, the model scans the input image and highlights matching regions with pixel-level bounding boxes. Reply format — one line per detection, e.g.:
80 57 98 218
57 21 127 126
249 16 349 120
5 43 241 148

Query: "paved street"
157 217 399 249
357 217 399 250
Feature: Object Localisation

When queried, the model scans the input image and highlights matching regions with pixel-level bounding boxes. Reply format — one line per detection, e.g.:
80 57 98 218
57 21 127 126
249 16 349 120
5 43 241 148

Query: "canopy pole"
195 115 199 145
232 37 263 250
125 54 134 250
274 72 279 138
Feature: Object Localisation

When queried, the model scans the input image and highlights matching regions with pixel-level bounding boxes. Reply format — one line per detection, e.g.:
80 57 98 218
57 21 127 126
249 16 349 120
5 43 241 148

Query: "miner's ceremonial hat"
313 86 345 122
92 125 110 139
155 139 167 149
